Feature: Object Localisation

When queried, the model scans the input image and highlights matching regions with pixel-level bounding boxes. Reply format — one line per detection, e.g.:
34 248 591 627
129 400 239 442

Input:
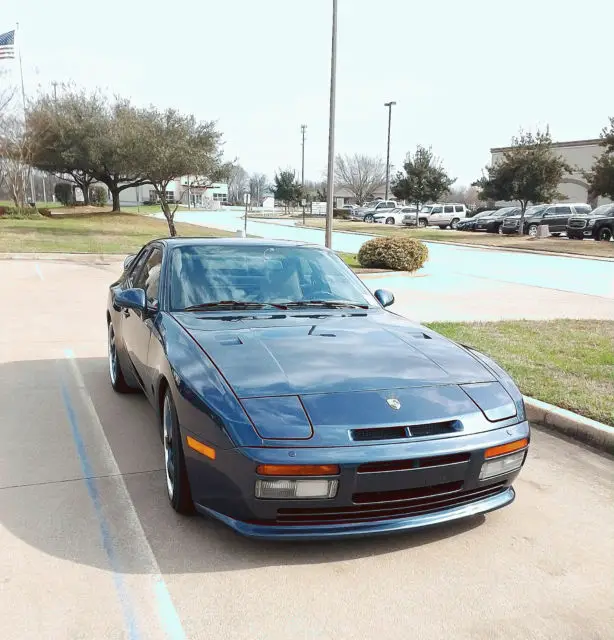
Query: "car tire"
162 390 195 515
450 218 460 230
598 227 613 241
497 225 504 235
528 224 538 237
385 217 395 225
108 322 137 393
363 214 374 223
418 218 427 228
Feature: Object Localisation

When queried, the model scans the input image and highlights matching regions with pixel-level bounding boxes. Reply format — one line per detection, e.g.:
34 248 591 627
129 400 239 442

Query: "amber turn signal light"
256 464 340 476
485 438 528 459
186 436 216 460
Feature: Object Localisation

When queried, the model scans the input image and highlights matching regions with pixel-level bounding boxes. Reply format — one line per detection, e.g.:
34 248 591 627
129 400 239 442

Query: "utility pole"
325 0 338 249
384 101 396 201
301 124 307 224
51 81 58 101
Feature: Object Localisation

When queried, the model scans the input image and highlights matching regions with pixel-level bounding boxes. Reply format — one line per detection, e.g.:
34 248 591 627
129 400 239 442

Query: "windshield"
169 245 378 311
588 204 614 216
420 205 434 214
525 205 546 216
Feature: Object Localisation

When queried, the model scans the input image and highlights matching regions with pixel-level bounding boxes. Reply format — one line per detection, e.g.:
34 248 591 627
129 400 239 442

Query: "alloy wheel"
108 325 118 385
163 396 175 499
599 228 612 241
528 225 538 237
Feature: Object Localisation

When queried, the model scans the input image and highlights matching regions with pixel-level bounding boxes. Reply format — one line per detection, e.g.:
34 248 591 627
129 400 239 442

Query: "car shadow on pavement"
0 356 488 576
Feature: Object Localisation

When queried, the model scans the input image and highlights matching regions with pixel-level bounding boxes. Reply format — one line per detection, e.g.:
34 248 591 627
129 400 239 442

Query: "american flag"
0 30 15 59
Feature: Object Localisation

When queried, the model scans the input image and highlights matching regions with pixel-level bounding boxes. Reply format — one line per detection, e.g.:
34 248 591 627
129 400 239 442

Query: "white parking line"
63 348 186 640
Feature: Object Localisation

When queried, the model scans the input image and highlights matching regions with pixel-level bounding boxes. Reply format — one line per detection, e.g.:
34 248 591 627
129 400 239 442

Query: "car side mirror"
374 289 395 308
124 254 137 271
115 288 147 313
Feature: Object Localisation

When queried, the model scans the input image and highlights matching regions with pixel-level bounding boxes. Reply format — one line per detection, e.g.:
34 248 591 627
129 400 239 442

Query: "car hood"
173 311 496 399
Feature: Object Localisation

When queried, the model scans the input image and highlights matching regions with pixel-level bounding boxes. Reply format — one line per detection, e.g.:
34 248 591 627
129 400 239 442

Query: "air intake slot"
357 452 470 473
351 420 459 442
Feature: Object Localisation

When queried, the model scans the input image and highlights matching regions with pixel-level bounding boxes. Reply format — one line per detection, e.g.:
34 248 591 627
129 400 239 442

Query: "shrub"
333 208 350 219
37 208 52 217
54 183 74 206
358 236 429 272
90 185 108 206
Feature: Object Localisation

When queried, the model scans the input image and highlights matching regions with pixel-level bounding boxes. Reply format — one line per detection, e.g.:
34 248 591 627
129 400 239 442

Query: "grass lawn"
428 320 614 426
0 212 234 253
302 219 614 259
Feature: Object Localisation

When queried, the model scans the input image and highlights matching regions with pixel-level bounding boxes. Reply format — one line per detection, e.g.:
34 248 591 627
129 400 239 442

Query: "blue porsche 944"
107 238 529 539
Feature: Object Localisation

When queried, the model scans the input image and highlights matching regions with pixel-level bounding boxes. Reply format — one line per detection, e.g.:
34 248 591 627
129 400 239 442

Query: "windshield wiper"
181 301 288 312
281 300 369 309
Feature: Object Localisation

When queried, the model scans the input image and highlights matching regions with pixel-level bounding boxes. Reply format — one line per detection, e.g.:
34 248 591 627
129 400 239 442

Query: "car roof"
152 237 322 250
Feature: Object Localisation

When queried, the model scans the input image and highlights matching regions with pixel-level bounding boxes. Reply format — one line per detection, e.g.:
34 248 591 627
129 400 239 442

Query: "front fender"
150 314 262 450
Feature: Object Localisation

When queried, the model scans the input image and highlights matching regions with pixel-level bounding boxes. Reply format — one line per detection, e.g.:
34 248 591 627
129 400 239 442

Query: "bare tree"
334 154 387 204
0 114 33 208
226 162 248 204
249 173 268 207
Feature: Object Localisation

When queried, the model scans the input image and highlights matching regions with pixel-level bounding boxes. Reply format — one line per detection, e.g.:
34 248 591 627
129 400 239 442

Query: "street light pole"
301 124 307 224
325 0 338 249
384 101 396 201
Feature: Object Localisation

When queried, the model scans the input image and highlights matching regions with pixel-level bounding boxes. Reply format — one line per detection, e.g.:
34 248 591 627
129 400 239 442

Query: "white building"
120 178 229 208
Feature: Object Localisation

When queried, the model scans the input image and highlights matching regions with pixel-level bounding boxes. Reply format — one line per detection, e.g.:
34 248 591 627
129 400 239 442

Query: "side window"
444 205 454 213
455 205 464 213
573 205 591 214
555 206 572 215
134 248 163 303
543 207 557 217
126 250 150 287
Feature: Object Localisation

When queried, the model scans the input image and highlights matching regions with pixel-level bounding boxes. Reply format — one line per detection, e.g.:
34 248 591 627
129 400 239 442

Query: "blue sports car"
107 238 529 539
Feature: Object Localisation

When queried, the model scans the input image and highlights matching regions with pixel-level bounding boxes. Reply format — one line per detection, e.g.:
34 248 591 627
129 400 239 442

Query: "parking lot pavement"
1 258 613 640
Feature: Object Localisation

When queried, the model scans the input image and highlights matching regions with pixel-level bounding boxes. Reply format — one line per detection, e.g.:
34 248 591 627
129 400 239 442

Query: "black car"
567 203 614 241
474 207 521 234
502 203 592 236
456 211 495 231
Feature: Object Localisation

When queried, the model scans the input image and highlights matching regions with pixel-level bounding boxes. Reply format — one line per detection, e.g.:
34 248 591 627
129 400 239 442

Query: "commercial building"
119 179 229 208
490 138 610 206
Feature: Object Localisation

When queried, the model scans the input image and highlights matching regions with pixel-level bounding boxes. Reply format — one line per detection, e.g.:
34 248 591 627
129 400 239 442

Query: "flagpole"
16 22 35 204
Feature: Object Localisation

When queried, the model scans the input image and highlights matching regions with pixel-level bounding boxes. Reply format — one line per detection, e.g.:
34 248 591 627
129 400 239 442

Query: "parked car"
567 203 614 241
402 205 433 228
373 206 417 225
351 200 397 222
456 211 496 231
108 238 529 539
502 203 592 236
426 203 470 229
474 207 521 233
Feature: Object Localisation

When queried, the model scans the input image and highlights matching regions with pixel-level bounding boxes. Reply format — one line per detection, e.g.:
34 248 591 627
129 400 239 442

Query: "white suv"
426 203 469 229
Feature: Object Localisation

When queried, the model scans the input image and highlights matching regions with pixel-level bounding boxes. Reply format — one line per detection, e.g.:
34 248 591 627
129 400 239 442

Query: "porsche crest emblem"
386 398 401 410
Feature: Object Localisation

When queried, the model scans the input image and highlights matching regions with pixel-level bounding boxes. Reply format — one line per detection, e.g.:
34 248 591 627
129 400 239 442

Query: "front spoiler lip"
196 486 515 540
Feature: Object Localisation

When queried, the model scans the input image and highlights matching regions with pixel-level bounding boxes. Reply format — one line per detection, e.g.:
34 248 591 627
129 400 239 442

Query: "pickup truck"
351 200 397 222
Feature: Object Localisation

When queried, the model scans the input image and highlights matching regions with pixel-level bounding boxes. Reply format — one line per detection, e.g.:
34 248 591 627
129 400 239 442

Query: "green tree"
273 169 302 212
134 107 222 236
28 89 149 211
585 117 614 201
474 129 572 232
392 146 455 222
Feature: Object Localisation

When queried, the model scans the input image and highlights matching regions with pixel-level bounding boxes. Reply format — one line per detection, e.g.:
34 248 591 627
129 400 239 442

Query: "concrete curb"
525 396 614 453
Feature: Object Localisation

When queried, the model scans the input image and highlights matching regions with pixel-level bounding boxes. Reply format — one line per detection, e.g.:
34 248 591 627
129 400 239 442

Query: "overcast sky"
4 0 613 186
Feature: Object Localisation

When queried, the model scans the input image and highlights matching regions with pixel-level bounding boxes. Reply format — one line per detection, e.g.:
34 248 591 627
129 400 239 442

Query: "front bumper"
185 421 529 539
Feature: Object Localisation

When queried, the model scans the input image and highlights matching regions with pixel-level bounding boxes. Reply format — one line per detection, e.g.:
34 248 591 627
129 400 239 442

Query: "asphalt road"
1 258 613 640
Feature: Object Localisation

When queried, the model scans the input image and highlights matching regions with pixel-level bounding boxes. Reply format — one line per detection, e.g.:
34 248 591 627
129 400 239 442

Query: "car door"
429 205 444 224
122 245 163 396
553 205 572 232
441 205 454 224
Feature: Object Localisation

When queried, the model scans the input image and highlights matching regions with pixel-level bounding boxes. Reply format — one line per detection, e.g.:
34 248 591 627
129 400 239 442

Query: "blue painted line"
155 580 187 640
60 383 141 640
34 263 43 280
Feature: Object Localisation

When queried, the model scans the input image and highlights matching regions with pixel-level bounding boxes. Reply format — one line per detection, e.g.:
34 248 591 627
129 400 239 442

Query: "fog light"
255 479 338 500
479 451 526 480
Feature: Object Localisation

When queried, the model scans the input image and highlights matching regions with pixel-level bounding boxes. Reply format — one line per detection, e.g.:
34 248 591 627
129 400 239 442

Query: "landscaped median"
428 320 614 431
300 219 614 259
